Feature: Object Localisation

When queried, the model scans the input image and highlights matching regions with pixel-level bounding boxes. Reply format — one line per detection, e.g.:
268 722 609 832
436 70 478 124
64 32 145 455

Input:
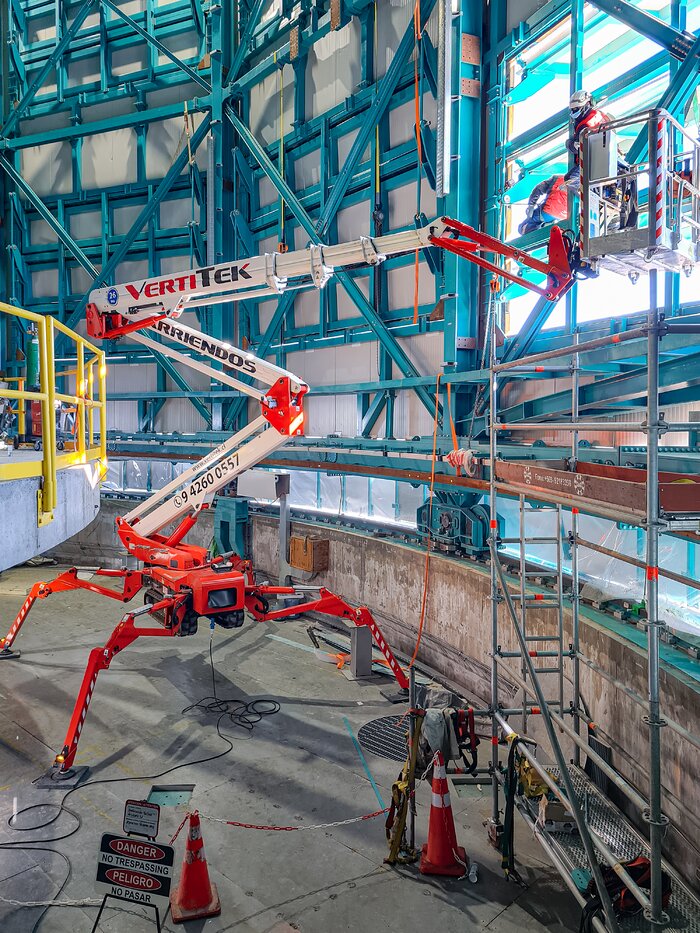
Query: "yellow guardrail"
0 303 107 526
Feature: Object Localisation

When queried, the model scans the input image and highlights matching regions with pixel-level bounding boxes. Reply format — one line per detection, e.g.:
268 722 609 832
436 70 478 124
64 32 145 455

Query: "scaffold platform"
513 764 700 933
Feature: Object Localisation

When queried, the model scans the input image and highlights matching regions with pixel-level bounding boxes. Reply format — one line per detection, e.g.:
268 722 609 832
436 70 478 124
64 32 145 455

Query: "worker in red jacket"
518 175 568 235
564 89 609 192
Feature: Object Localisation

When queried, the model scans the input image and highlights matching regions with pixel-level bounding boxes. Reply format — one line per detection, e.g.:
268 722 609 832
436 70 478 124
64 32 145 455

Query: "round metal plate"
357 714 409 762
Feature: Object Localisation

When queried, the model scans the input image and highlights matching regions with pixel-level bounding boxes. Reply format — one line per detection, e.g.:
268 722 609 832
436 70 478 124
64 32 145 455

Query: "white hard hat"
569 89 592 118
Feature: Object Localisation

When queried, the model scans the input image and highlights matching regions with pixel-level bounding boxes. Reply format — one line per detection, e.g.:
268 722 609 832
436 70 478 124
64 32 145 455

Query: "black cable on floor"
0 634 281 932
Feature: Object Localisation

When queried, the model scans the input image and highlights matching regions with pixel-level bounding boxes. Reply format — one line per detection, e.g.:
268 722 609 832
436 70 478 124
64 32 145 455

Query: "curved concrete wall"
50 499 700 892
0 466 101 573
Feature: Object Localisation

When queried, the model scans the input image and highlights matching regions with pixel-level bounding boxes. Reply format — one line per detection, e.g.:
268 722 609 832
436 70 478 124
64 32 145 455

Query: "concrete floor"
0 565 580 932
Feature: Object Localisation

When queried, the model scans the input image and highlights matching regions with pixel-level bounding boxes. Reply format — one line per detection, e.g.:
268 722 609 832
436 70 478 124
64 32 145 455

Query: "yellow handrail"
0 302 107 526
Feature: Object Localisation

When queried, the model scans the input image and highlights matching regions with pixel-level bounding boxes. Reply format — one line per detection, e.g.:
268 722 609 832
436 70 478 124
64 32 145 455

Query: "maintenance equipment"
0 216 575 779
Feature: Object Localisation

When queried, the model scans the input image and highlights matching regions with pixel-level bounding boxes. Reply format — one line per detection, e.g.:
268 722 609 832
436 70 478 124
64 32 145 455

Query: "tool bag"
579 856 672 932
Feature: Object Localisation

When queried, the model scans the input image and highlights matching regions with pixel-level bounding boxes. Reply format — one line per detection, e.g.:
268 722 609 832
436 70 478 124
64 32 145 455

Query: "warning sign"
96 833 174 910
123 799 160 839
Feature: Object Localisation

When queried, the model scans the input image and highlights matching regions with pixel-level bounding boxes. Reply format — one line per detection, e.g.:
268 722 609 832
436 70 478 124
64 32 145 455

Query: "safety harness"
579 856 672 932
385 713 423 865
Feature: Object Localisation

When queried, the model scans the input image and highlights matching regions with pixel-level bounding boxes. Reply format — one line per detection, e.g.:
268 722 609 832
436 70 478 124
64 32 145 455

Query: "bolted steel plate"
357 714 409 762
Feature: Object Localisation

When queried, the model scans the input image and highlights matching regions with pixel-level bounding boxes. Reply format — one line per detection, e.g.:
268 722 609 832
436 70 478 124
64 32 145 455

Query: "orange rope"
409 374 441 668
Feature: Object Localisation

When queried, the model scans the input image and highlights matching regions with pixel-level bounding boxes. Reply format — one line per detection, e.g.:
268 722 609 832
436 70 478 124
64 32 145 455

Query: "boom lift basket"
580 108 700 278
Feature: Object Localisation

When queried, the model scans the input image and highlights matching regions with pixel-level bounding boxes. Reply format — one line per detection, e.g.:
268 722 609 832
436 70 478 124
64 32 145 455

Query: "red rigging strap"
430 217 574 302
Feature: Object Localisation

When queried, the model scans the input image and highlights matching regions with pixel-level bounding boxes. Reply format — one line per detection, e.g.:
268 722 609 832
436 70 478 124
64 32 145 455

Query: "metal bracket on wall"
461 78 481 98
461 33 480 66
331 0 341 30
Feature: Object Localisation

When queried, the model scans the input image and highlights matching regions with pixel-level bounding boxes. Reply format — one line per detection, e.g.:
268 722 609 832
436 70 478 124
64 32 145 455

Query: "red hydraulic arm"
245 585 409 690
0 568 142 658
54 596 182 773
430 216 574 301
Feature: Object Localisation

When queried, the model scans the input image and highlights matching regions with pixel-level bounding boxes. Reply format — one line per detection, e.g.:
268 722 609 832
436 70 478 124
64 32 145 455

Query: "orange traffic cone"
420 751 468 877
170 811 221 923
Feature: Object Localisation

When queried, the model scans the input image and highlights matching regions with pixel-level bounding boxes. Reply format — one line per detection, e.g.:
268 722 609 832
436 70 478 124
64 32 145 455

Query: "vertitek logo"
123 263 252 302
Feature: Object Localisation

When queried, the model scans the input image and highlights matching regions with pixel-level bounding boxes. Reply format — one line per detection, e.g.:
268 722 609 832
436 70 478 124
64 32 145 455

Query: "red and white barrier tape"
170 807 389 841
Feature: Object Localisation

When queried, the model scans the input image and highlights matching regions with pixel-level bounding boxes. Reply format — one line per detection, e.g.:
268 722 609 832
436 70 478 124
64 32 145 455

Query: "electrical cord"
181 636 281 729
0 634 281 932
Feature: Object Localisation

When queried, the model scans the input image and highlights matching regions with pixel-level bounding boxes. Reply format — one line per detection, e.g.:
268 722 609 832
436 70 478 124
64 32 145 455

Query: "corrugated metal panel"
397 332 443 376
287 342 379 387
156 399 208 434
108 363 157 393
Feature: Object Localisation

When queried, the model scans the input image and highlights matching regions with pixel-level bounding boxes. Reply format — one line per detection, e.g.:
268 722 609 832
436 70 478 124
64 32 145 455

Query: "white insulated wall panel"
146 114 207 180
386 261 435 309
161 198 196 229
249 65 294 147
116 260 149 283
28 15 56 43
108 362 156 393
70 211 103 240
305 19 361 119
21 142 72 196
71 265 100 296
304 395 357 437
157 31 200 67
31 269 58 299
112 45 149 77
388 177 436 228
107 402 138 432
336 274 370 320
286 341 378 387
389 93 437 148
67 55 100 88
155 399 208 434
294 289 319 328
31 219 58 246
82 129 138 189
337 128 370 169
336 202 370 240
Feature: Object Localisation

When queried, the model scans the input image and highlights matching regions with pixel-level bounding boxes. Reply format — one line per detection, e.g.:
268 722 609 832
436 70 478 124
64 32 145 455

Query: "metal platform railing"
580 109 700 278
0 304 107 525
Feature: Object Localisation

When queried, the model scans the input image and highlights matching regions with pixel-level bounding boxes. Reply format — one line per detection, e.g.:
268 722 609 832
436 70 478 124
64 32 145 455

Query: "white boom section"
110 326 306 538
88 221 446 321
88 223 446 540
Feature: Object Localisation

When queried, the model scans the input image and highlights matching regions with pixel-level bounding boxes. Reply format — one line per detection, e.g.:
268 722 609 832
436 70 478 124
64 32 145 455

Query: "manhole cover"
357 714 409 761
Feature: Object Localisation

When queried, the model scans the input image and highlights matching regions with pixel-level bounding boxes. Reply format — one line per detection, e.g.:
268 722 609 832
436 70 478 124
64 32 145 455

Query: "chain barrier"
170 807 389 840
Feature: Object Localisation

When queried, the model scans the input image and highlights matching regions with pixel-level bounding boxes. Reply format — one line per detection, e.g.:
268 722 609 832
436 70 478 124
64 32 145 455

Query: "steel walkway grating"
541 767 700 933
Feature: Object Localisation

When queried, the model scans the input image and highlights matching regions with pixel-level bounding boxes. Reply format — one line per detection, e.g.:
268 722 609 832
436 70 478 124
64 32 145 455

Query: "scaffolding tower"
486 203 700 929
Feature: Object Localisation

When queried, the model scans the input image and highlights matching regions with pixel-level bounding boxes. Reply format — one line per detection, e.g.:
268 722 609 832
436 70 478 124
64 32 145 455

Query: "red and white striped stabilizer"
420 751 468 878
170 811 221 923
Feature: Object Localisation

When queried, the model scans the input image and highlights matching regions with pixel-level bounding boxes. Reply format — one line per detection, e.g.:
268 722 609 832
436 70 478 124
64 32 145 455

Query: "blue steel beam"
228 0 268 88
226 106 439 420
314 0 437 237
589 0 695 60
627 35 700 164
1 0 97 138
101 0 212 93
63 111 212 332
0 155 98 277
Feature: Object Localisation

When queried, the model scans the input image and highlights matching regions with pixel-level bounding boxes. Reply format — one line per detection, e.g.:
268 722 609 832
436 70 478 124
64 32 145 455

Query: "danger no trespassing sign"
96 833 174 910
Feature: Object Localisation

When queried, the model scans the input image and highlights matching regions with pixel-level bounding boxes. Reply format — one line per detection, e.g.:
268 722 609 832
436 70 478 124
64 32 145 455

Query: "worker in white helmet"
564 90 610 192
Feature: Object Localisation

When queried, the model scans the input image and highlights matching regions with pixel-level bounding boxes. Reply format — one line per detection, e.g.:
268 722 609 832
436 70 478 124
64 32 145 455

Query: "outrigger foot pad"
0 647 20 660
380 687 410 704
34 765 90 790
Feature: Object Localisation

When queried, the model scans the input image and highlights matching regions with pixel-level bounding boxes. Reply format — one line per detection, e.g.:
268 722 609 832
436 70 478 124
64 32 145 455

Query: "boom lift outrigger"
0 218 574 780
